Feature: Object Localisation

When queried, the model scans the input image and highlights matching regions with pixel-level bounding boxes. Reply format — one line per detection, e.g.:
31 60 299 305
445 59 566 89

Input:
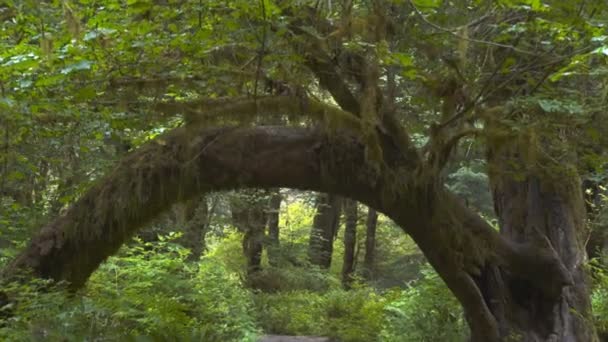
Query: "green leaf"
61 60 93 74
74 86 97 101
592 46 608 56
499 0 543 10
2 53 39 69
7 171 25 181
538 99 559 112
36 74 64 87
84 27 117 41
0 97 15 109
392 53 414 67
412 0 442 8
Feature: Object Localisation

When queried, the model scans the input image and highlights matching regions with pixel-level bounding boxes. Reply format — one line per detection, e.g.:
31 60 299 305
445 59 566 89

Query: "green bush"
591 258 608 338
248 265 340 293
380 264 467 342
254 285 385 342
324 287 385 341
255 290 327 336
0 235 259 341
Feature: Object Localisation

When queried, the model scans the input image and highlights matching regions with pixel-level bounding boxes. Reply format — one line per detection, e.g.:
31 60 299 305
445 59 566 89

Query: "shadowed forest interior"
1 0 608 341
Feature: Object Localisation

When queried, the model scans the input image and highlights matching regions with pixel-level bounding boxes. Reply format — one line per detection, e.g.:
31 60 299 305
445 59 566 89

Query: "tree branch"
408 0 539 56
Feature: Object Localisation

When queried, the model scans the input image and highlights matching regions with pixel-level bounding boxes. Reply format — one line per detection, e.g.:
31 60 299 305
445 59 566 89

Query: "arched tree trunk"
308 193 342 268
363 207 378 280
342 199 357 288
1 121 597 341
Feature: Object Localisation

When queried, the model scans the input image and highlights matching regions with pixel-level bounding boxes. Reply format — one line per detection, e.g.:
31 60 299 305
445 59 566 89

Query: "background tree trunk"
267 190 282 266
342 199 357 288
174 195 208 261
231 191 268 275
363 208 378 280
308 193 342 268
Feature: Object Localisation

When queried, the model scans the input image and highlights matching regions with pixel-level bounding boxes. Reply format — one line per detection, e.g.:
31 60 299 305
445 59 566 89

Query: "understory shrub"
0 233 476 342
254 286 384 342
380 264 467 341
0 235 259 341
591 258 608 339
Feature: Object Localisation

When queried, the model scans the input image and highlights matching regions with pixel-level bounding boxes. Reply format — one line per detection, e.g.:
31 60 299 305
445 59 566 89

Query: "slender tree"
230 191 268 275
342 199 358 288
266 190 282 266
363 208 378 280
308 193 342 268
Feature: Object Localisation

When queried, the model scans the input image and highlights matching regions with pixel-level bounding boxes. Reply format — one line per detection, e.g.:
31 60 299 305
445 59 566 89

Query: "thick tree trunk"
363 207 378 280
2 122 596 341
479 136 597 341
342 199 357 288
308 193 342 268
266 190 282 266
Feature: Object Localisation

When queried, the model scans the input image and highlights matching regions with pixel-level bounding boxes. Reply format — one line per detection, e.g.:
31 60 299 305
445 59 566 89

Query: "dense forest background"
1 0 608 341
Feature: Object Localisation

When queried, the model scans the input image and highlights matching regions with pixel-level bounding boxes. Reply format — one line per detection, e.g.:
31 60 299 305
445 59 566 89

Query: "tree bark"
308 193 342 268
2 123 597 341
363 207 378 280
479 134 597 341
342 199 357 288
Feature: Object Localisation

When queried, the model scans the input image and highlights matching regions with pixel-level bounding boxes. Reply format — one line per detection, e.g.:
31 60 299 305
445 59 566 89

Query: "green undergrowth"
0 234 467 341
1 235 259 341
4 233 608 341
591 257 608 339
3 239 608 341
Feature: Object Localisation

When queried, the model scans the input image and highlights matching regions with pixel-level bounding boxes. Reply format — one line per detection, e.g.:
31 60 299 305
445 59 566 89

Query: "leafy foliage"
255 287 385 342
591 259 608 338
380 264 467 341
1 236 259 341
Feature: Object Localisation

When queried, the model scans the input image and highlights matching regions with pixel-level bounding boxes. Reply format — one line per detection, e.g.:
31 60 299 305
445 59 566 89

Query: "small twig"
408 0 539 56
445 128 482 147
198 0 203 29
253 0 269 103
1 82 7 194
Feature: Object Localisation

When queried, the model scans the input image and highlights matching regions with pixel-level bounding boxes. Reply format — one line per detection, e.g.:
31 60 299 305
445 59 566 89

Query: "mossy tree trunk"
477 136 596 341
342 199 357 288
308 193 342 269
